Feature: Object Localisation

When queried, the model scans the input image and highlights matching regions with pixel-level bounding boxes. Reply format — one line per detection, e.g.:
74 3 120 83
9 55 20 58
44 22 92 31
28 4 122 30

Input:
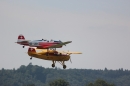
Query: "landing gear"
30 57 32 60
51 60 67 69
52 64 55 67
58 61 67 69
23 46 25 48
63 65 66 69
62 61 66 69
52 60 56 68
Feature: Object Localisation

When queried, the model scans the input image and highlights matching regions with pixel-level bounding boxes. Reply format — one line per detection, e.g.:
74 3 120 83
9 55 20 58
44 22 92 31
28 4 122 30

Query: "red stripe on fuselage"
38 42 61 48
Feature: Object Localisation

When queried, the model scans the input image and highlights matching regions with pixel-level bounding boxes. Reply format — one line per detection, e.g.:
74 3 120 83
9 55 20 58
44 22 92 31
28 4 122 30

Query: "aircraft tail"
17 34 25 42
28 47 36 54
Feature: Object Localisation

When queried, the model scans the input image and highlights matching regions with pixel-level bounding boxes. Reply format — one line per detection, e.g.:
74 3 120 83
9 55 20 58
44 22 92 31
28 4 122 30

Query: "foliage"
49 79 69 86
0 63 130 86
86 79 115 86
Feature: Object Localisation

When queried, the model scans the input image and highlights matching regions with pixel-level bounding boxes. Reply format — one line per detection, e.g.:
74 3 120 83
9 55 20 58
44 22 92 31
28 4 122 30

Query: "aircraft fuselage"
28 53 70 61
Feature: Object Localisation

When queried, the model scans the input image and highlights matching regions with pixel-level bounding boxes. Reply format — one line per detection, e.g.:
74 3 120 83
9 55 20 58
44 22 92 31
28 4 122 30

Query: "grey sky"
0 0 130 70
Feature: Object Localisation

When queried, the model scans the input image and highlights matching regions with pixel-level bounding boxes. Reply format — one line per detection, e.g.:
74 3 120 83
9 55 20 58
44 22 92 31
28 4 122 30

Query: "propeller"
70 57 72 63
68 50 72 63
58 50 72 63
64 50 72 63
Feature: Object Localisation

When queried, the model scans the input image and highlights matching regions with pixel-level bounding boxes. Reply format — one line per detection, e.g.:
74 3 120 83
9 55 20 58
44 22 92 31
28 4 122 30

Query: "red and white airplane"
16 34 72 55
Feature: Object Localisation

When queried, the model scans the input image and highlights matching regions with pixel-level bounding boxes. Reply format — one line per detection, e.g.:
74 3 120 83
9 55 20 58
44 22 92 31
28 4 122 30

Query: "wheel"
30 57 32 60
63 65 66 69
52 64 55 67
23 46 25 48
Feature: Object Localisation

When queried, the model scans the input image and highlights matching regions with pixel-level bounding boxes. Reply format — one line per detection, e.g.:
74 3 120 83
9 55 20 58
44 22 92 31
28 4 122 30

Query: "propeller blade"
70 57 72 63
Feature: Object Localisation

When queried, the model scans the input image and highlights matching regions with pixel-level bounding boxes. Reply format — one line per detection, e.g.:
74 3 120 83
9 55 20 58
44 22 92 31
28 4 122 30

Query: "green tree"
87 83 94 86
49 79 69 86
23 84 35 86
86 79 115 86
27 84 35 86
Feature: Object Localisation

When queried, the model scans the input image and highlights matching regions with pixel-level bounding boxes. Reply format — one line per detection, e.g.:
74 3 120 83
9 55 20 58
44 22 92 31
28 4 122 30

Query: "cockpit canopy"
34 39 61 43
29 41 39 46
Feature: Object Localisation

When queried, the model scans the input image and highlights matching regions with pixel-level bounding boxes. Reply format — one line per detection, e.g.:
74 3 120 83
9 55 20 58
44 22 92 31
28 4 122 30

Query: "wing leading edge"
48 41 72 48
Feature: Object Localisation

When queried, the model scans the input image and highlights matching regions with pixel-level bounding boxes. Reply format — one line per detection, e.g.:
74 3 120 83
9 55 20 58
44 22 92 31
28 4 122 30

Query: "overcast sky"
0 0 130 70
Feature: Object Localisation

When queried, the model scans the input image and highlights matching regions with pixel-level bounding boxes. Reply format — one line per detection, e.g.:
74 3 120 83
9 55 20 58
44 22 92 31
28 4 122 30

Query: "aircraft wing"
57 51 82 54
64 52 82 54
48 41 72 48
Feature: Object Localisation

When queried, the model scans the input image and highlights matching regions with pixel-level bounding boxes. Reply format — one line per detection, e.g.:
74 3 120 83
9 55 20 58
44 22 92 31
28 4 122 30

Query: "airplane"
27 47 82 69
16 34 72 55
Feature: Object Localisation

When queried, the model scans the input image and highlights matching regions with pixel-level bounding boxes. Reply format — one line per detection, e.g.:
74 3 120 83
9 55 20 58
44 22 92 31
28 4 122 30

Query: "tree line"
0 63 130 86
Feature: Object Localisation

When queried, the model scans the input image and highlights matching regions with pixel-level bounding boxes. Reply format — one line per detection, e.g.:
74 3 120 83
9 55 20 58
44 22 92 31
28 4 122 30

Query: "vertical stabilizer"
17 34 25 42
28 47 36 54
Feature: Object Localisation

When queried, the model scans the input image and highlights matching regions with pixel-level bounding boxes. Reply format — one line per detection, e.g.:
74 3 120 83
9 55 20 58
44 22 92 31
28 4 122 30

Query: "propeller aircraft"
27 47 82 69
16 34 72 55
